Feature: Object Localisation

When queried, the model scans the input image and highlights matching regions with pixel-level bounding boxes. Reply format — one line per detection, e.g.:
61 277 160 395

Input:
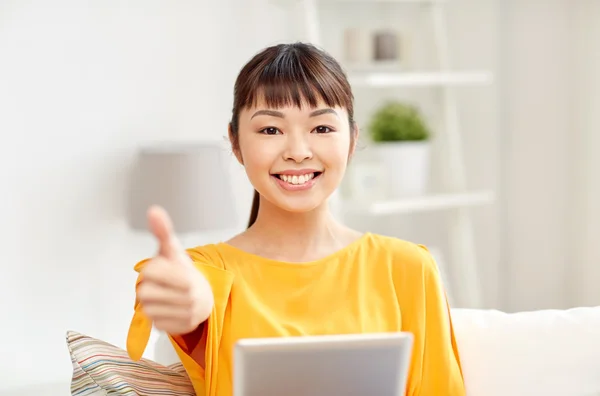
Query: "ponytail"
247 190 260 228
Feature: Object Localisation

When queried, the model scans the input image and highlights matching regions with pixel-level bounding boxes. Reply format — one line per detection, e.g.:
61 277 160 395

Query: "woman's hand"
137 206 214 335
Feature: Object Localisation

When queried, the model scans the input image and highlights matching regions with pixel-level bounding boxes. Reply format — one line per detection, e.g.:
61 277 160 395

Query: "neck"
248 197 346 260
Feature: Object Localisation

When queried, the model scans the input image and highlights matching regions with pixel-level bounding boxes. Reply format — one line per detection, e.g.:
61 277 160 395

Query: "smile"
271 171 323 191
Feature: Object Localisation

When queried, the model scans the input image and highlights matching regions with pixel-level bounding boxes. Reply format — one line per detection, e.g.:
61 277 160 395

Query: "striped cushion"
66 330 195 396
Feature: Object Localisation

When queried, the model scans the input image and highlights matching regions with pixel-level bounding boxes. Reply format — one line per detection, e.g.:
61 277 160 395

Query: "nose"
283 132 313 163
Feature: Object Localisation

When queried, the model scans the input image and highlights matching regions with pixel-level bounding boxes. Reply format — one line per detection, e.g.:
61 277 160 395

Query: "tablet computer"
233 332 414 396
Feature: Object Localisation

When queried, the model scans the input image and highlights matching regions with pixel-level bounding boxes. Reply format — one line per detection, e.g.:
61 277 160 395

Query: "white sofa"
9 306 599 395
148 306 600 396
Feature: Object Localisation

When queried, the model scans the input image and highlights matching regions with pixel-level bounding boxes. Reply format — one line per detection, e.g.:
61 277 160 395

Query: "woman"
127 42 465 396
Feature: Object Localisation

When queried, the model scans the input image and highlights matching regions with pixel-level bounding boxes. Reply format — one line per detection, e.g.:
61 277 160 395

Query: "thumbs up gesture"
137 206 214 335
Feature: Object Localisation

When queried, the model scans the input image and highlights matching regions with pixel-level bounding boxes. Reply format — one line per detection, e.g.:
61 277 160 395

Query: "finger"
137 282 192 306
141 303 191 321
141 257 192 291
147 205 183 260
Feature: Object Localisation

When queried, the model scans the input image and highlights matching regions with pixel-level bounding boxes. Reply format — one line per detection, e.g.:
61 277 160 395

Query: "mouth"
271 171 323 189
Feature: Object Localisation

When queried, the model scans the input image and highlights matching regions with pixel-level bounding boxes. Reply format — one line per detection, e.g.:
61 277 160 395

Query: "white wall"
499 0 600 311
0 0 267 391
569 0 600 307
499 0 573 311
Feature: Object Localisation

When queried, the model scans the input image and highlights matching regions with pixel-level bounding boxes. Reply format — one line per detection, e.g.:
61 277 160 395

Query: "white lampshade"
128 142 238 233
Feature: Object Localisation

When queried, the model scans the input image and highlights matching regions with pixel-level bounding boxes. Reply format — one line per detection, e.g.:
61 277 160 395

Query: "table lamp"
127 142 238 233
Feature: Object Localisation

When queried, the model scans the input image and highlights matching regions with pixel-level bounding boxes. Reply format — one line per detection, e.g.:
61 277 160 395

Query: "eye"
313 125 334 134
259 127 281 135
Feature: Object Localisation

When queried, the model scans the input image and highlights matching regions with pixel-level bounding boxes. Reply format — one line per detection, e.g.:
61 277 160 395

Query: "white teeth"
280 173 315 185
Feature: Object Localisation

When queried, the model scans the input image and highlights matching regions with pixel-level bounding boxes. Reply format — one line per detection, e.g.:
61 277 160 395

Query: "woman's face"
233 98 357 213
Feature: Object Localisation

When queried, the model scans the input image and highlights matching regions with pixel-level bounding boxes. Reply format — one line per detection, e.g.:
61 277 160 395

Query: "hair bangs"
234 43 354 114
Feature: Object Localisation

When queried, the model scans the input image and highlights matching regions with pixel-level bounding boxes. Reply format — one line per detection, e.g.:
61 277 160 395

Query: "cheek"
326 152 350 177
320 137 351 171
240 138 275 178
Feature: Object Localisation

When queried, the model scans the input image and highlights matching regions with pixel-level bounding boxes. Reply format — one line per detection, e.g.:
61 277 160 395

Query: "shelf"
343 190 495 215
348 71 494 87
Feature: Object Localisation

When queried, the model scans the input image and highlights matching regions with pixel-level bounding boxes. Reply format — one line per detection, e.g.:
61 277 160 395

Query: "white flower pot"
373 141 431 198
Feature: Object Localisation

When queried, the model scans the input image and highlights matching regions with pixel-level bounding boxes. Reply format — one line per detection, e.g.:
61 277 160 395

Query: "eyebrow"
310 108 338 118
250 108 339 119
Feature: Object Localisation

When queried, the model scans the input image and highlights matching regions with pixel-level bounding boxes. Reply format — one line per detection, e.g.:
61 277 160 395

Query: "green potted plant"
368 101 432 197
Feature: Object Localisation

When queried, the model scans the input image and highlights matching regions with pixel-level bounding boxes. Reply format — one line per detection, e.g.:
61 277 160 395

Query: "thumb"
147 205 184 260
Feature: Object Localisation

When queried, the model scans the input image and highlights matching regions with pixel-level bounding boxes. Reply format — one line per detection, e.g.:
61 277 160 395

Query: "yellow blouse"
127 233 465 396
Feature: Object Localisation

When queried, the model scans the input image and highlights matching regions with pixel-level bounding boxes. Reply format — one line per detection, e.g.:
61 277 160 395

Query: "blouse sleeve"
126 247 234 396
398 245 466 396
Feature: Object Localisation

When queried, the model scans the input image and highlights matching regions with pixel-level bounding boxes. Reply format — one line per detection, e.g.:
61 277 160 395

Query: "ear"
349 122 360 158
228 123 244 165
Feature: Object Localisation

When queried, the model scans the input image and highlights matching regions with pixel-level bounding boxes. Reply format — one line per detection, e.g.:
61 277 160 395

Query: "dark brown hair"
228 42 356 228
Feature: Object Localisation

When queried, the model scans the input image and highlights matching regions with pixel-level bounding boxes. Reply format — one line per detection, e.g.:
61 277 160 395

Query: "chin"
272 196 326 214
260 188 332 214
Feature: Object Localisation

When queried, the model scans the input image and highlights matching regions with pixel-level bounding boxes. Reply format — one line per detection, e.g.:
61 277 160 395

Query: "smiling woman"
127 42 466 396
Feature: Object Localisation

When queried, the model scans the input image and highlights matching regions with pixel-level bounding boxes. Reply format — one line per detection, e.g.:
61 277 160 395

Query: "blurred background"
0 0 598 392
